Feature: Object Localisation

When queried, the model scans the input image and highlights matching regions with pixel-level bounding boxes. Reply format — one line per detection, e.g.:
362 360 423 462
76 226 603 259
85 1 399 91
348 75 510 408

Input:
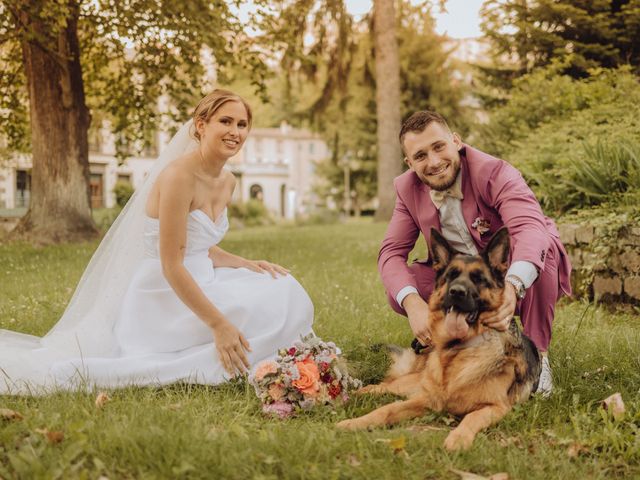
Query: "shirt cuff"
396 286 419 308
506 261 538 289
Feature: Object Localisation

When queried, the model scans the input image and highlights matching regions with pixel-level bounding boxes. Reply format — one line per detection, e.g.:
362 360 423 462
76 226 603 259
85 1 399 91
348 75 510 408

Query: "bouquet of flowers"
250 334 362 418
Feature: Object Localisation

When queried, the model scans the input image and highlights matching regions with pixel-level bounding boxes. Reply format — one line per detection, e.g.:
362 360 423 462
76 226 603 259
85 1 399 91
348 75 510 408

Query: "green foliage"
480 0 640 89
0 0 269 158
477 67 640 214
294 208 342 226
568 141 640 206
92 208 122 233
228 200 273 227
1 223 639 478
301 1 471 208
112 181 134 208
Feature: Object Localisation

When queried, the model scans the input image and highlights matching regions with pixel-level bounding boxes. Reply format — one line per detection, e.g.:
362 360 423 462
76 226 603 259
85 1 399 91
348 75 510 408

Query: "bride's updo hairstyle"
191 89 253 141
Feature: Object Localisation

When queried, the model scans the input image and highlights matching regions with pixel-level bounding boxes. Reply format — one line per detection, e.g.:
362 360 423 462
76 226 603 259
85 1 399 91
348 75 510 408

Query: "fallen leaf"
602 392 625 420
450 469 489 480
95 392 110 409
567 442 588 458
375 436 409 457
0 408 23 421
346 454 361 467
35 428 65 444
388 436 406 452
450 470 509 480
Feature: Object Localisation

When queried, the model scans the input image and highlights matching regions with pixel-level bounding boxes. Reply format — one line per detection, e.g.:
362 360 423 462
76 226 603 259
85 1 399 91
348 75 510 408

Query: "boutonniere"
471 217 491 235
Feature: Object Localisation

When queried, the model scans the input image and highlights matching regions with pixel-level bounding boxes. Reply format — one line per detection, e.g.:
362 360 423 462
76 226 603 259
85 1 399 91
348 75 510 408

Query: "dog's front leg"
356 372 424 397
336 395 429 431
443 403 510 451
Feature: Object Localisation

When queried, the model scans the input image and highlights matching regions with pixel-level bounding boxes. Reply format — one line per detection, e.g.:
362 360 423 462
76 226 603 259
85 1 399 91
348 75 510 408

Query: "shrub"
295 208 341 226
113 181 135 207
478 66 640 214
568 141 640 207
228 200 273 227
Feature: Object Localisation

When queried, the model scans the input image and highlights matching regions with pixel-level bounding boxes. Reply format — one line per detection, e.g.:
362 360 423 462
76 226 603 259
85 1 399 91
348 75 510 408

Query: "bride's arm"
208 246 250 269
157 167 250 375
208 246 290 278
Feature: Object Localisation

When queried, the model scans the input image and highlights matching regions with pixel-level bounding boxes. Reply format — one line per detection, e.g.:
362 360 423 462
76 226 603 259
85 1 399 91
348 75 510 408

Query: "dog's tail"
385 345 420 380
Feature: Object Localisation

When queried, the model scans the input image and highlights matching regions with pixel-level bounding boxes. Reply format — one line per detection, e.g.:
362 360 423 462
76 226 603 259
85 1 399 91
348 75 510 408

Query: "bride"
0 89 314 394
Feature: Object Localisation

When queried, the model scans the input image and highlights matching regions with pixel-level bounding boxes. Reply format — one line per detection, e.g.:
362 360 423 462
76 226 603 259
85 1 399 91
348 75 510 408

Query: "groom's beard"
418 156 461 191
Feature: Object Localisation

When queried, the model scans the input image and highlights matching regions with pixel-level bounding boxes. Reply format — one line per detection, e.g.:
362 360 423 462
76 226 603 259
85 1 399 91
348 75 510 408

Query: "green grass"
1 220 639 479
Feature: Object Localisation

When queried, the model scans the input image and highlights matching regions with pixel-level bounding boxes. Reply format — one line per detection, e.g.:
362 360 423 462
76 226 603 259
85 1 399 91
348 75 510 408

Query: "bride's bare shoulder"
156 154 197 187
223 169 237 188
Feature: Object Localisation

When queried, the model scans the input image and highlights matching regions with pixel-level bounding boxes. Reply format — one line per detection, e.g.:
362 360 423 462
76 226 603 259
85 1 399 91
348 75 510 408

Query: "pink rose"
262 401 294 419
254 360 278 381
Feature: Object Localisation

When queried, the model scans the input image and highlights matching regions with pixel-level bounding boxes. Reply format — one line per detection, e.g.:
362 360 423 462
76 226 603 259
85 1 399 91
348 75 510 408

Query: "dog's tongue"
445 309 469 339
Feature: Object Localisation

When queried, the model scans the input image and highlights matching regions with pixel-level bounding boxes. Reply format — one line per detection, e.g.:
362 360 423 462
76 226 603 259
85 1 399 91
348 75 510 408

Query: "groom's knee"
386 290 408 316
385 262 435 317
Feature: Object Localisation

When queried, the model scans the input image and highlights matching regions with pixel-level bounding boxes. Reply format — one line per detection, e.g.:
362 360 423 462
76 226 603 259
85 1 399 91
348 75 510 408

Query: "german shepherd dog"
337 227 541 451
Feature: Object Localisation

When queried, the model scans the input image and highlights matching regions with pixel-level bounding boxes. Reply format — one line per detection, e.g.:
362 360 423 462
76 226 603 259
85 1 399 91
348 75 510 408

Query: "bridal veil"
0 120 198 394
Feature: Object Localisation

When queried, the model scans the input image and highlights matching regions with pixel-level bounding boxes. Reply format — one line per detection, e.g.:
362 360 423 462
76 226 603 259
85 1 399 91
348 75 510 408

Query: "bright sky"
345 0 485 38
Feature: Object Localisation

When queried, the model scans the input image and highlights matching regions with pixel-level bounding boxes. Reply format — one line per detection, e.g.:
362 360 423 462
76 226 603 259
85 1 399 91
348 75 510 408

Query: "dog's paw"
443 429 474 451
336 419 364 431
356 384 382 395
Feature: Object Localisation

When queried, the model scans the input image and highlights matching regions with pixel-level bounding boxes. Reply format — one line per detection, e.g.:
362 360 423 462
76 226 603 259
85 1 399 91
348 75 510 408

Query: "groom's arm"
378 181 421 304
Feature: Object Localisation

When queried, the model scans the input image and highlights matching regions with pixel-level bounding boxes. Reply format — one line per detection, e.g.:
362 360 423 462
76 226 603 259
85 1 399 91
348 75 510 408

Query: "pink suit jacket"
378 145 572 302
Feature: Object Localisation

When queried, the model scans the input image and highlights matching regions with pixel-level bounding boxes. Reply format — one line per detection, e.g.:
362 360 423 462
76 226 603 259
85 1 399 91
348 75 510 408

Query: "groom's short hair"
399 111 451 145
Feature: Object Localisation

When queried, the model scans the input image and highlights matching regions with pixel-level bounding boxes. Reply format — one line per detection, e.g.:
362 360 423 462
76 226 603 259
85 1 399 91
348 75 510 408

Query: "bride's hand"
243 260 289 278
211 320 252 376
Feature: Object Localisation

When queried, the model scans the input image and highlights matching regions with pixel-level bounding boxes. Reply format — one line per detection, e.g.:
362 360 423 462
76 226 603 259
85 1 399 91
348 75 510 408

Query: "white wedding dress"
0 120 314 395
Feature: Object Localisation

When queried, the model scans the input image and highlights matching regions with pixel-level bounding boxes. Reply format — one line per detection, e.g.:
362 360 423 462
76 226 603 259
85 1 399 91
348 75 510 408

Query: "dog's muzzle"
443 283 479 325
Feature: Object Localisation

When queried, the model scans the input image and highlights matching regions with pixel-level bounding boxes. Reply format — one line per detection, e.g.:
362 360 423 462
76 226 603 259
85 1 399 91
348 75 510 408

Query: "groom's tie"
429 182 463 209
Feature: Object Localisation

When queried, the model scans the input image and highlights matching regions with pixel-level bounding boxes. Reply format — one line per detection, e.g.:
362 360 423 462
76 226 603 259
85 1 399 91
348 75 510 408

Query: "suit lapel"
460 153 482 247
416 178 441 243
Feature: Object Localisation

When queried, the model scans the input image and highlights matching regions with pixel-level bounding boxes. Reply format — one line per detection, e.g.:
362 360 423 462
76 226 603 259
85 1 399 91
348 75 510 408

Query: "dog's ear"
482 227 510 279
428 228 456 273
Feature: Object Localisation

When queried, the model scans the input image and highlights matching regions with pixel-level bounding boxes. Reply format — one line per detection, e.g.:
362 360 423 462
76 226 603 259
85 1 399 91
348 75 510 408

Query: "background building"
0 122 328 219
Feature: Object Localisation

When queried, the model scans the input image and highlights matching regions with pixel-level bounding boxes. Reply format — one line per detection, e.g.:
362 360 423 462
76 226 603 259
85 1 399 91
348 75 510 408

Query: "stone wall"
559 223 640 304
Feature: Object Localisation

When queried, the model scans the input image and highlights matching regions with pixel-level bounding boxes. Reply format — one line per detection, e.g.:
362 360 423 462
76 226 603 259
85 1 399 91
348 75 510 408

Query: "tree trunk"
373 0 403 222
10 1 98 243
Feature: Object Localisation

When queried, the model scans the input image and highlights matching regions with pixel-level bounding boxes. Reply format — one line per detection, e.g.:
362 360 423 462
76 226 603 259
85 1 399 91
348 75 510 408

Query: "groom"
378 110 572 396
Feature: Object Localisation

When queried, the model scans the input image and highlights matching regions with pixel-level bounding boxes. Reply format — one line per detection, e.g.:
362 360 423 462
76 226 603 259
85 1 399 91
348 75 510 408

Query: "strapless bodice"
143 208 229 259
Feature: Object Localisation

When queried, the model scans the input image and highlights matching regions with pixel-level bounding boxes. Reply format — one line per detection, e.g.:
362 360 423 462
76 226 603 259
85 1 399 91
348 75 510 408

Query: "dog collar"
450 330 496 350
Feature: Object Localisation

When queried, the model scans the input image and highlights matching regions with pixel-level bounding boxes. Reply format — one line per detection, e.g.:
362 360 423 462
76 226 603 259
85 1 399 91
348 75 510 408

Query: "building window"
15 170 31 208
117 174 132 184
249 184 264 202
90 173 104 208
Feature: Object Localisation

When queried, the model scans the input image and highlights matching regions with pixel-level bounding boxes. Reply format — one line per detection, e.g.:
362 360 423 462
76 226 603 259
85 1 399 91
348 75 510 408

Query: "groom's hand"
403 293 431 346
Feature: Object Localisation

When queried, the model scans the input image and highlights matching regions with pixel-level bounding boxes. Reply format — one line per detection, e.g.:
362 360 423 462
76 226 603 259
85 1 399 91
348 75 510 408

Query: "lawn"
1 220 639 479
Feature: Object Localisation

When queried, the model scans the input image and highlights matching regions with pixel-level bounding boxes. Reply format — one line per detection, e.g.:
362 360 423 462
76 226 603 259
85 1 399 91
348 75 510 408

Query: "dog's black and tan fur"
337 227 541 450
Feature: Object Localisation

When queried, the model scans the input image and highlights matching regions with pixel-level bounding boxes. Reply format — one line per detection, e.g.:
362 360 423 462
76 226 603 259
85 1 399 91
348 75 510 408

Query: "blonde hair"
191 89 253 141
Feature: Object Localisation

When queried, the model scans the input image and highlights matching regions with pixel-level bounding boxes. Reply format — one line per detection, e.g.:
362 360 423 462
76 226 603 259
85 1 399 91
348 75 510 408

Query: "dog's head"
427 227 510 344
